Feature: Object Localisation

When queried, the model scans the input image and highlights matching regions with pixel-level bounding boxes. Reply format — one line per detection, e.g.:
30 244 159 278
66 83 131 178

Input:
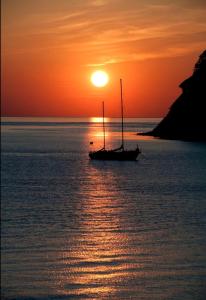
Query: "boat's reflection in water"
55 163 144 298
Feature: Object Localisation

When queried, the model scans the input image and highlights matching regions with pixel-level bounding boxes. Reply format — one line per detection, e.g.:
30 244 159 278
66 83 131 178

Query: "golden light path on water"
90 117 110 123
54 162 144 298
51 125 156 299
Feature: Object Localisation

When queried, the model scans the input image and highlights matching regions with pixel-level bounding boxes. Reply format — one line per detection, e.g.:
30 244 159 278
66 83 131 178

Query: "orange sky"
1 0 206 117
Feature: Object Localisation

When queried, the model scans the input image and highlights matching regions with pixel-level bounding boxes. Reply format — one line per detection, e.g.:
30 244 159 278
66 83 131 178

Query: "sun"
91 70 109 87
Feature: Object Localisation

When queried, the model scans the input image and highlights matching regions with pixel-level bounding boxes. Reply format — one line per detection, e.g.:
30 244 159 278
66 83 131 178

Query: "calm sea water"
1 118 206 300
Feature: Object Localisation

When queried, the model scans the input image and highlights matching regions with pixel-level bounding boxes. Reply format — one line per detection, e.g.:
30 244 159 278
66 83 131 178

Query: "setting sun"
91 70 109 88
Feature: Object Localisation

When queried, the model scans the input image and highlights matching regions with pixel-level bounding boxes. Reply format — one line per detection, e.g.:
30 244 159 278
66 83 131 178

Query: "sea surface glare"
1 118 206 300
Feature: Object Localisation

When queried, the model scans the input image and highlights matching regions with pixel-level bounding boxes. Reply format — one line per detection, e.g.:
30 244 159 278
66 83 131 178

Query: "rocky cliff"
141 50 206 141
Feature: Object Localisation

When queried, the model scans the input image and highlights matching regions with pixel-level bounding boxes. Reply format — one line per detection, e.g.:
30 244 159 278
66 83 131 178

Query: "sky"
1 0 206 117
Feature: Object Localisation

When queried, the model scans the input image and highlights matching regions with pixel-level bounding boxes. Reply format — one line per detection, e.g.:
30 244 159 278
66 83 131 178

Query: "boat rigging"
89 79 141 161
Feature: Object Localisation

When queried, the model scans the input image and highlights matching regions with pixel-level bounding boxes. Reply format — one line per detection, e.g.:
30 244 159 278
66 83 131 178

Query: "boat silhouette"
89 79 141 161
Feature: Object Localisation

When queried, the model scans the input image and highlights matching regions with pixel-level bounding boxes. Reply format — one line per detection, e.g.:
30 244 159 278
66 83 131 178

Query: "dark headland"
139 50 206 141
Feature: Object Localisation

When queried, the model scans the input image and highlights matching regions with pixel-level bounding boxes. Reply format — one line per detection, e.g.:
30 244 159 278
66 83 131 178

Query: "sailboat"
89 79 141 161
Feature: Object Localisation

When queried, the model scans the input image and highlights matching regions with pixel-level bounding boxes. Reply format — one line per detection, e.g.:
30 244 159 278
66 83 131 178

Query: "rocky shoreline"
139 50 206 141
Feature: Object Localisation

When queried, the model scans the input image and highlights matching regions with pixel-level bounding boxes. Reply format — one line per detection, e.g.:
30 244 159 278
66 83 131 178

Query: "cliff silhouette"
141 50 206 141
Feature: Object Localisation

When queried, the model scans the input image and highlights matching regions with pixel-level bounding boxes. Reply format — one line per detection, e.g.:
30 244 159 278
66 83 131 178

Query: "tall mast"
102 101 106 149
120 78 124 149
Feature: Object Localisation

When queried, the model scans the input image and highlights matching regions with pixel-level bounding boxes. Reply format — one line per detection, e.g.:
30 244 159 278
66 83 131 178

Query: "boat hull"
89 149 140 161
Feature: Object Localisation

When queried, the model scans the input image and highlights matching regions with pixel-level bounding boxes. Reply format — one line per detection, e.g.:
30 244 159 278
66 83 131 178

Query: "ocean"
1 118 206 300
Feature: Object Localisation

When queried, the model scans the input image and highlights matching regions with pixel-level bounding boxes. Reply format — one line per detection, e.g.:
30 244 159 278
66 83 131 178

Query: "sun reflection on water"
90 117 110 123
54 164 144 298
